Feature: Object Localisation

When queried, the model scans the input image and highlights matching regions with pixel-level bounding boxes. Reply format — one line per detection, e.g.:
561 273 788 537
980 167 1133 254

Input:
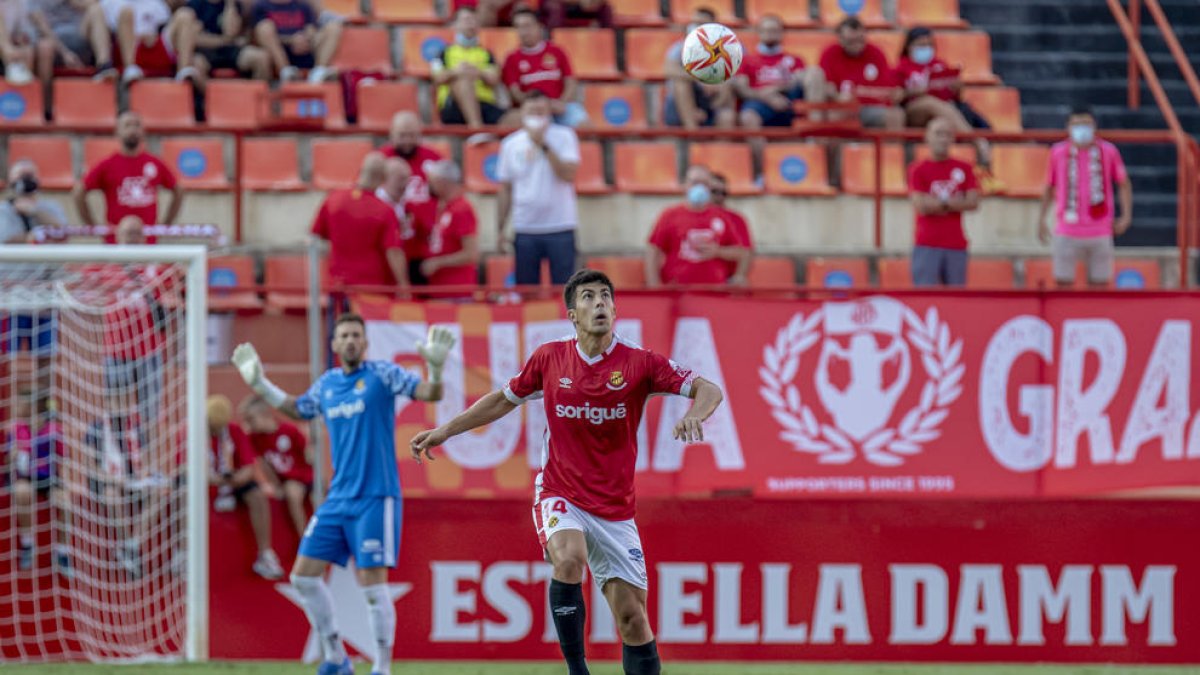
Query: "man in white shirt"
496 91 580 285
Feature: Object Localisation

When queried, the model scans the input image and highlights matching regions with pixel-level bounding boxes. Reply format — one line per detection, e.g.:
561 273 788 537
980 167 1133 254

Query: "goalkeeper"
231 312 454 675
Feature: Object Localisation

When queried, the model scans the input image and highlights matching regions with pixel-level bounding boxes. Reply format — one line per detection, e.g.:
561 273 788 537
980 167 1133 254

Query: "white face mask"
524 114 550 133
1069 124 1095 145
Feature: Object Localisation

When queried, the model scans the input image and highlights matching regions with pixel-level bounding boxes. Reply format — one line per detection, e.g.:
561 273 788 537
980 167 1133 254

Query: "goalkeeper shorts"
298 496 400 569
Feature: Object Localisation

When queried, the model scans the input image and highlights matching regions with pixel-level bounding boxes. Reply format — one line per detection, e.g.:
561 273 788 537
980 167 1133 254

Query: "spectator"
251 0 340 83
188 0 271 82
710 172 752 286
381 111 445 282
240 394 311 540
815 17 904 129
501 8 586 128
0 0 35 83
450 0 520 28
424 159 480 287
908 118 980 287
12 388 72 576
496 92 580 284
433 6 504 128
30 0 117 86
85 390 152 577
735 14 825 131
206 394 285 580
311 152 409 287
75 111 183 244
1 160 68 244
99 0 201 83
1037 107 1132 288
539 0 610 29
645 165 750 287
375 157 423 280
663 7 735 129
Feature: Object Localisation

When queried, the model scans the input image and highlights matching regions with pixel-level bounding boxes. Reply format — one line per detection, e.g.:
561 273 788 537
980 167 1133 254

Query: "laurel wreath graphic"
759 306 964 467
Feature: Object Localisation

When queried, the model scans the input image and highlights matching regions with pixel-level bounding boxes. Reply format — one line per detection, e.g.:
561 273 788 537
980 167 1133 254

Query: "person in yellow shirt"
433 6 506 127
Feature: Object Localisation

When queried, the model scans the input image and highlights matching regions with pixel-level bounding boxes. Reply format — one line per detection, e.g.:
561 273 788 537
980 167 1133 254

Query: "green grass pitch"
6 663 1196 674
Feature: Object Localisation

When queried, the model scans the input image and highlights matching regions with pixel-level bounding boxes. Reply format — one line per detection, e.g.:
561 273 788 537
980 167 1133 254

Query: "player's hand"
410 428 447 464
416 325 455 371
673 415 705 443
231 343 264 386
1037 221 1051 245
1115 216 1132 236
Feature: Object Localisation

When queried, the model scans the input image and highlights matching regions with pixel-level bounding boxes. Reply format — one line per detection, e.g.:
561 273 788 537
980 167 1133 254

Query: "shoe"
316 657 353 675
5 62 32 85
56 551 73 579
307 65 334 84
214 493 236 512
253 550 284 580
121 64 144 84
279 65 301 83
18 544 33 571
117 545 142 579
175 65 199 82
93 63 118 81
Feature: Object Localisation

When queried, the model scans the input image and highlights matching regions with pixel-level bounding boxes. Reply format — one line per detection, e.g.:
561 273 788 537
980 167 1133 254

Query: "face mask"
524 114 550 133
13 176 38 195
455 32 478 46
758 41 782 55
911 45 935 65
686 183 711 207
1070 124 1095 145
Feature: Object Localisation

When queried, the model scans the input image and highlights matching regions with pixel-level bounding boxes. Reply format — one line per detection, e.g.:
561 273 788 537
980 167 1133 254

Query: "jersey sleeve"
82 158 105 191
557 46 574 77
294 372 327 420
501 52 519 88
155 156 178 189
495 139 515 184
311 198 331 239
648 351 696 397
1107 144 1128 184
230 424 257 467
908 162 929 194
368 361 420 399
960 161 980 192
556 127 581 164
647 210 673 252
504 345 547 404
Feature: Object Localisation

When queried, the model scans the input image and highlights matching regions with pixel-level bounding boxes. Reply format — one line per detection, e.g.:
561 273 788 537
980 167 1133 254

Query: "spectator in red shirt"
423 160 480 287
311 152 409 288
815 17 903 130
75 112 182 243
539 0 611 30
501 8 586 128
101 0 201 83
240 394 311 539
908 118 981 286
381 111 444 282
735 14 825 130
710 172 752 285
645 165 749 287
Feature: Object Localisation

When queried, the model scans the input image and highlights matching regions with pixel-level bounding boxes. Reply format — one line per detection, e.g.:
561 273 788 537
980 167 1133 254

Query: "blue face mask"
911 45 935 65
1069 124 1095 145
686 183 711 207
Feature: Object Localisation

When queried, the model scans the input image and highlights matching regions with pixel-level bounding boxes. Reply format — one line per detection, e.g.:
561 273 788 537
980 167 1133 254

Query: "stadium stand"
960 86 1023 132
279 83 347 129
897 0 967 28
0 82 44 127
744 0 817 27
762 144 836 196
401 27 454 78
839 144 908 197
582 84 649 129
240 138 306 191
331 26 396 75
208 255 265 312
464 140 502 194
991 144 1050 198
130 80 196 129
310 139 376 190
805 257 870 287
52 79 116 128
609 0 666 27
205 80 269 130
669 0 739 26
688 142 755 196
613 142 681 195
818 0 890 28
586 255 646 288
355 81 421 131
623 29 678 80
373 0 438 23
160 138 231 190
555 29 621 80
966 258 1015 289
575 141 611 195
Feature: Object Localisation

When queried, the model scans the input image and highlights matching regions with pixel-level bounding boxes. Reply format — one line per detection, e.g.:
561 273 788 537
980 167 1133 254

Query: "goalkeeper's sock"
291 574 347 664
622 640 661 675
362 583 395 675
549 580 589 675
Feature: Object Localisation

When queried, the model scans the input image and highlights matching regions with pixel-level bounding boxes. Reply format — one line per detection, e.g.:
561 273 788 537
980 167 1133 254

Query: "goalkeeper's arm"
412 325 455 403
230 343 306 421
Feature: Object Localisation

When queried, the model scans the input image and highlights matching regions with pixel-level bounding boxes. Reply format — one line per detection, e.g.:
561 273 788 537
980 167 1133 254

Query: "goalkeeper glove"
415 325 455 384
231 343 288 408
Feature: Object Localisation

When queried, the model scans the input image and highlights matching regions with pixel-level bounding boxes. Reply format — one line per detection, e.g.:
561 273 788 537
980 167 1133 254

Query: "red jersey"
506 336 696 520
427 196 478 286
716 206 752 276
895 56 960 102
501 41 574 100
83 152 177 241
210 423 256 474
740 49 805 90
311 188 404 286
819 43 896 106
249 422 312 484
648 204 742 284
908 157 979 250
85 263 174 360
380 144 443 259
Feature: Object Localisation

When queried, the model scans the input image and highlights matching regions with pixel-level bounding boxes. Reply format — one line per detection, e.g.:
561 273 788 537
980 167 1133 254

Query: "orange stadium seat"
967 258 1015 289
208 255 263 312
310 138 374 190
240 138 305 190
614 142 679 194
0 82 44 127
160 137 230 190
748 257 797 287
806 257 869 287
373 0 437 23
688 142 755 196
52 78 115 128
1114 259 1162 289
280 82 346 129
669 0 738 25
877 257 911 288
763 144 835 196
331 26 394 74
264 254 330 312
129 80 195 129
583 84 648 129
587 256 645 288
870 31 906 62
912 143 977 165
321 0 365 22
8 136 73 189
423 138 454 161
992 144 1049 198
355 80 419 131
464 140 501 194
935 31 999 84
782 31 838 68
745 0 816 27
609 0 665 27
897 0 967 28
960 86 1023 133
82 137 120 172
206 80 267 129
554 29 619 80
402 27 454 78
1024 258 1083 289
479 28 519 61
840 143 907 196
575 141 609 195
624 29 679 81
819 0 890 28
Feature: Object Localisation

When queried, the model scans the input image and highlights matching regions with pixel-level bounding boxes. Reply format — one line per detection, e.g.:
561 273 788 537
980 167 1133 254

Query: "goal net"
0 245 208 663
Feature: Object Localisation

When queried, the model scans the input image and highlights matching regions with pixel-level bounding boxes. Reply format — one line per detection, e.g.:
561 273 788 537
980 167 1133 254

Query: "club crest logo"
759 297 963 466
607 371 626 390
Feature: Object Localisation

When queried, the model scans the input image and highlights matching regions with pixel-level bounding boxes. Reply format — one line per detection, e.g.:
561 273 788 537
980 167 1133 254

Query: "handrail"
1132 0 1200 111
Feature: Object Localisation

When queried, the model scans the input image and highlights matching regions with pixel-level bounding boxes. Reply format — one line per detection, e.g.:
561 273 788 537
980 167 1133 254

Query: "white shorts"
533 495 648 591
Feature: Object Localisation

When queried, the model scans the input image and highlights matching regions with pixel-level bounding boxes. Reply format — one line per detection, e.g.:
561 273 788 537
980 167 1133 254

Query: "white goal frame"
0 245 209 662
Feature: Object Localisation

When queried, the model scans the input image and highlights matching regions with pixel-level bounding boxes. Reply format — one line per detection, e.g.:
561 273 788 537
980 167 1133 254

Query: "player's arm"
409 389 517 463
947 189 981 213
230 343 307 420
411 325 456 402
673 376 724 443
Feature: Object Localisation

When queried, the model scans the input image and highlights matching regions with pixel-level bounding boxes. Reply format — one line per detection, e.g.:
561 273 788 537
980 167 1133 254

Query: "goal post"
0 245 208 662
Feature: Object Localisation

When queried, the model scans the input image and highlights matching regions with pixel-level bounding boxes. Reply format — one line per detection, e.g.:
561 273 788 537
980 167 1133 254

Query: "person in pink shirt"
1037 107 1133 287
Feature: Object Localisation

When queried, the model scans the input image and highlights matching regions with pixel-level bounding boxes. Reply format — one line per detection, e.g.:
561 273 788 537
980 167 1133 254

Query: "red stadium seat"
614 142 679 195
583 84 648 129
912 143 977 165
310 138 375 190
206 80 268 130
688 142 755 196
991 144 1049 198
479 28 519 62
960 86 1023 133
240 137 305 191
208 255 263 312
819 0 890 28
7 136 74 189
669 0 738 25
331 26 395 75
609 0 666 27
464 140 501 194
782 31 838 68
160 137 230 190
355 80 419 131
748 257 797 287
280 82 347 129
52 78 116 128
745 0 816 27
840 143 907 197
1114 259 1162 289
806 257 869 287
129 79 195 129
82 137 121 173
871 30 906 62
575 141 609 195
322 0 366 22
264 254 330 312
967 258 1015 289
0 82 44 127
401 27 454 78
554 29 619 80
624 29 679 81
877 257 911 288
935 31 999 85
587 256 645 288
897 0 967 28
763 143 835 196
373 0 437 23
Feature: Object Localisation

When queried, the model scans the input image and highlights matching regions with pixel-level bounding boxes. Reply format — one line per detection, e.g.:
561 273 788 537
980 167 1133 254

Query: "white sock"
291 574 346 664
19 533 33 548
363 583 395 675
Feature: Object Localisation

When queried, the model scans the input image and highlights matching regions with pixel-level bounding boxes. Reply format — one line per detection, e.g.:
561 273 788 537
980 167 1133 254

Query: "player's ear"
567 308 577 325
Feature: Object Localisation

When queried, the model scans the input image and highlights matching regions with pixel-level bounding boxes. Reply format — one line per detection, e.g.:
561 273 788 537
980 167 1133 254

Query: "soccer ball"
681 23 743 85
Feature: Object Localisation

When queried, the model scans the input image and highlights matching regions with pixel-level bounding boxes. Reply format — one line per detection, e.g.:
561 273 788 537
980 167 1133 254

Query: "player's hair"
836 16 864 32
1069 105 1095 120
563 269 615 310
334 312 366 330
694 6 716 22
511 6 539 24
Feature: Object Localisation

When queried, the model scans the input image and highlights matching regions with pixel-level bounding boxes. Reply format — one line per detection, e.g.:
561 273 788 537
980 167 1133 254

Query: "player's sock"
19 533 33 549
291 574 347 664
549 579 589 675
362 583 395 674
622 640 661 675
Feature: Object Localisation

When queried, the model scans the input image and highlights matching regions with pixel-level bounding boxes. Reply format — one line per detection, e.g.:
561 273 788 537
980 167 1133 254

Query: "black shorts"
284 46 316 70
233 479 259 500
955 100 991 130
408 258 428 286
440 98 505 125
197 45 245 71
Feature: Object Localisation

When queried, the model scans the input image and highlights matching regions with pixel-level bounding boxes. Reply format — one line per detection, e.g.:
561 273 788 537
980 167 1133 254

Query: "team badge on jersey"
607 371 626 390
548 516 559 528
355 379 366 392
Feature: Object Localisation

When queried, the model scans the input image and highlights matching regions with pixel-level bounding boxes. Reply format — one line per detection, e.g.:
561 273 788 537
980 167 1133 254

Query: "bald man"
375 157 432 285
381 112 444 266
311 151 410 287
